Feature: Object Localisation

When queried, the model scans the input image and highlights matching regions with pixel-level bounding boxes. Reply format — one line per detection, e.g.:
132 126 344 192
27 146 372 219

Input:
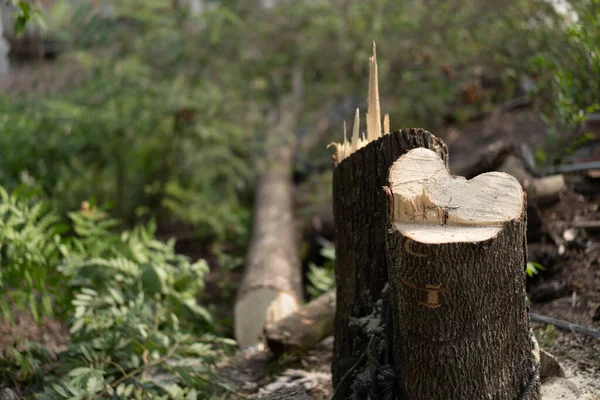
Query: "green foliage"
526 261 546 278
0 186 70 323
306 241 336 299
531 0 600 159
245 0 567 130
10 0 45 35
535 324 557 349
0 188 235 398
0 0 256 241
0 340 55 387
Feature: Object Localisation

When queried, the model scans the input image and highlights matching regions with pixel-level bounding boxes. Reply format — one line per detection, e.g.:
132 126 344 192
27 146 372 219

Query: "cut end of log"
388 147 524 243
234 288 300 347
330 43 388 164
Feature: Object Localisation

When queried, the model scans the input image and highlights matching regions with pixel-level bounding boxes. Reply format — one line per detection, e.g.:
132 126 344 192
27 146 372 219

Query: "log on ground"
234 96 303 347
264 289 335 356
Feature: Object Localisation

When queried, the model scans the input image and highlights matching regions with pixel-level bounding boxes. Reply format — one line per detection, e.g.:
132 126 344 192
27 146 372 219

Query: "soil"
0 313 69 355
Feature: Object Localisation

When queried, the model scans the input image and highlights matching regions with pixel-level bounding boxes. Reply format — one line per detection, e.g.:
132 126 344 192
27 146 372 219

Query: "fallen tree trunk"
499 155 565 206
234 67 305 347
264 289 335 356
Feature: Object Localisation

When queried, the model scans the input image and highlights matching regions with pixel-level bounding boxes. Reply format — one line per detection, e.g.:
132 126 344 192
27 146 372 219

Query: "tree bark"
387 214 540 399
333 130 540 399
331 129 448 397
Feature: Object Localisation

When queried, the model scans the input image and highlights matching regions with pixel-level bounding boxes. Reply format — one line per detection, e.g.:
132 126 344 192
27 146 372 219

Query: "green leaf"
186 389 198 400
70 318 85 334
141 263 167 295
68 367 92 377
29 292 39 323
108 287 125 305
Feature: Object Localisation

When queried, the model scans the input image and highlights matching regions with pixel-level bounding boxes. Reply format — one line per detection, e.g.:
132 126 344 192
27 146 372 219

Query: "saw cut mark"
403 237 426 257
401 279 449 308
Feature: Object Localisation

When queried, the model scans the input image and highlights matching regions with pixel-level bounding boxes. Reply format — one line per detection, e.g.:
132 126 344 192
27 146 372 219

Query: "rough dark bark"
387 213 541 399
331 129 448 397
264 289 335 356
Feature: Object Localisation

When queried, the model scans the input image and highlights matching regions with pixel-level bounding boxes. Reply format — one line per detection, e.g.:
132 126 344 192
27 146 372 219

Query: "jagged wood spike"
343 121 348 160
367 57 374 141
328 43 383 163
384 113 390 134
367 42 381 142
365 111 369 141
351 108 359 153
373 43 381 139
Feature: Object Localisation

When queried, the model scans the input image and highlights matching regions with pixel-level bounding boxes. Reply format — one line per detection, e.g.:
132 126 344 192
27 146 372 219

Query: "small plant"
0 186 70 323
306 241 336 298
526 261 546 278
535 324 557 349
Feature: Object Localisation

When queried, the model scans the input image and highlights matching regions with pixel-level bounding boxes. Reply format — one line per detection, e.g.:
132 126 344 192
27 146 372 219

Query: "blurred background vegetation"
0 0 598 398
1 0 598 233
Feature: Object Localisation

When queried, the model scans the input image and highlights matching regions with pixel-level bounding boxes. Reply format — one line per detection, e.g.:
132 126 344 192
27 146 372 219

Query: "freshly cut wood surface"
389 147 524 243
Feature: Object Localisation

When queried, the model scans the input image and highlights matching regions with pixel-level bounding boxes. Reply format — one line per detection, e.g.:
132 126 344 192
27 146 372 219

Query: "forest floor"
1 107 599 399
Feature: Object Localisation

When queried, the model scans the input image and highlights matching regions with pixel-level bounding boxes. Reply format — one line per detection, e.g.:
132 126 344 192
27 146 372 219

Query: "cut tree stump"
385 147 540 399
331 45 538 398
332 129 448 396
330 44 449 398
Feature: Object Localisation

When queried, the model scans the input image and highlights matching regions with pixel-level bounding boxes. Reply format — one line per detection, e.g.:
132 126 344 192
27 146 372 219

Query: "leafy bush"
0 186 70 323
306 241 336 299
0 188 234 398
530 0 600 160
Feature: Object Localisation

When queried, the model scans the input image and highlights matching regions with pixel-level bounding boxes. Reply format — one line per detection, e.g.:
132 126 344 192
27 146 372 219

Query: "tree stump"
385 147 540 399
330 43 538 399
332 129 448 397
